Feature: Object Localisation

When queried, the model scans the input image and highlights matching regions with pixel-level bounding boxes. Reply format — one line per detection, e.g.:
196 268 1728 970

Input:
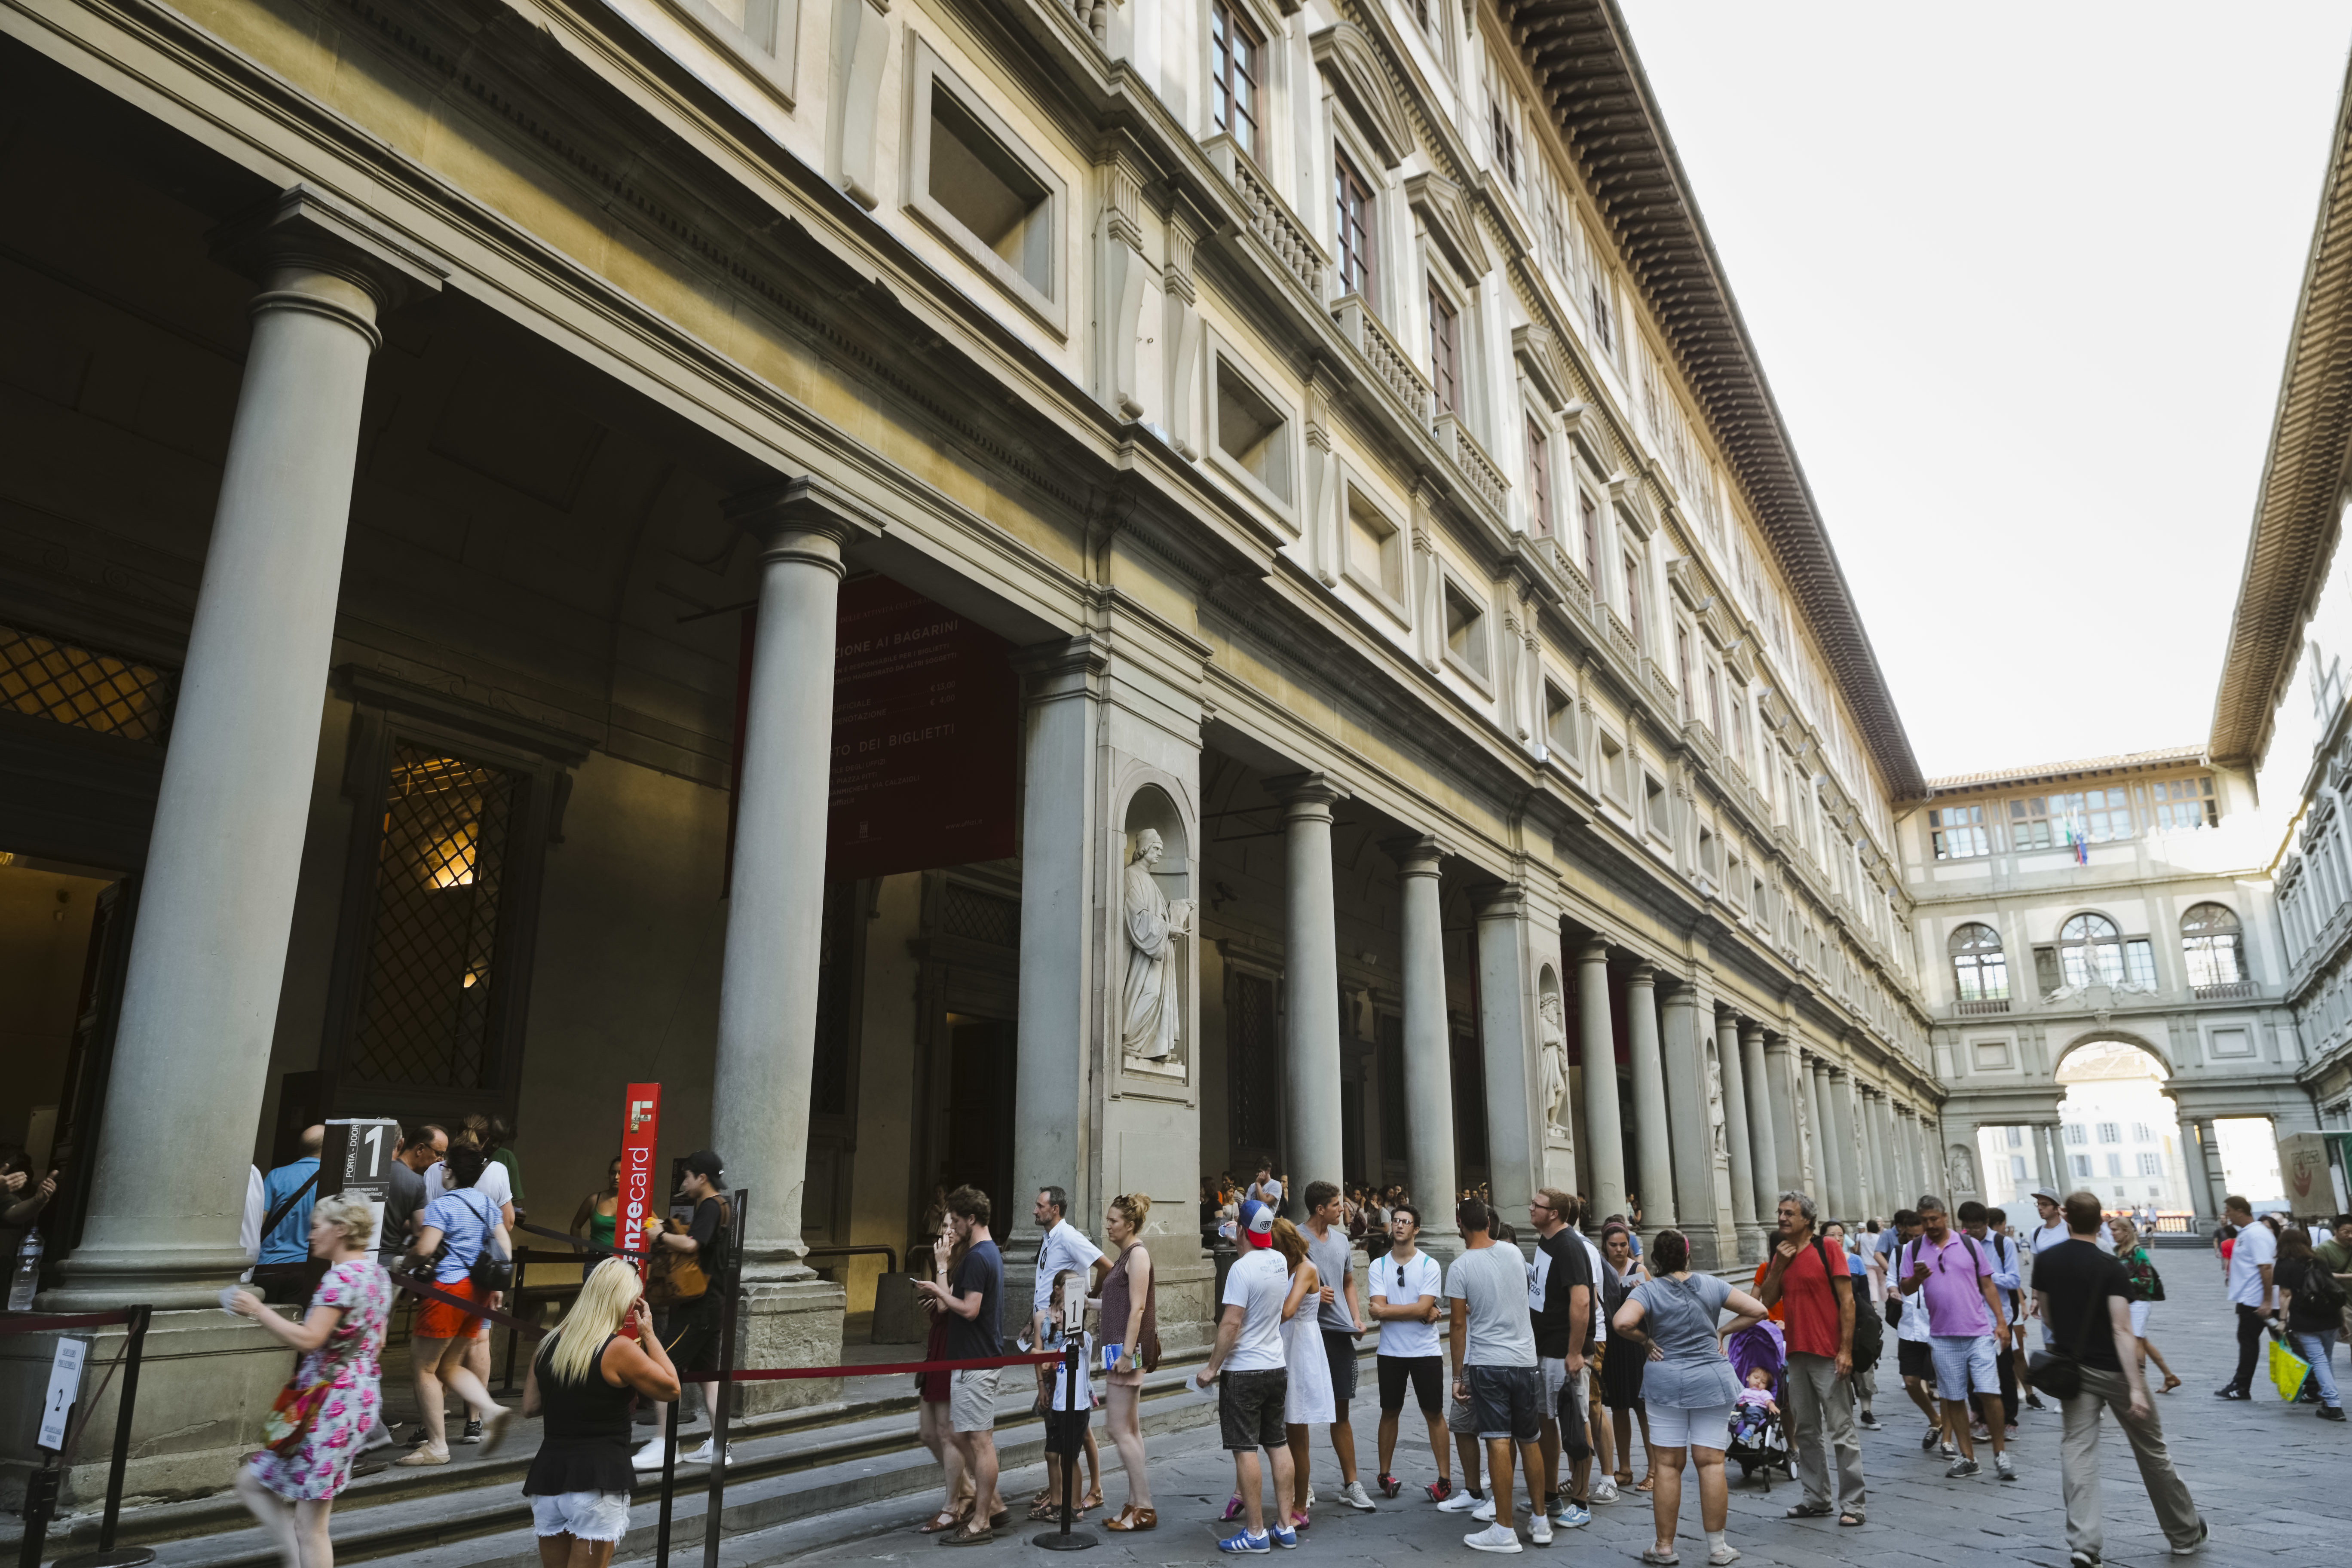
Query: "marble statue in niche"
1705 1046 1728 1164
1945 1142 1978 1199
1121 827 1193 1064
1538 988 1571 1138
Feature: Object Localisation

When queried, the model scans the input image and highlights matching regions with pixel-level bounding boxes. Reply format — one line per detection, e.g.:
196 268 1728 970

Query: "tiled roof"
1924 745 2207 794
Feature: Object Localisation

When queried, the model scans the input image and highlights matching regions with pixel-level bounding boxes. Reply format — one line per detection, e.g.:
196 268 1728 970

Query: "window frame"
2057 911 2127 988
1204 333 1298 519
1332 145 1378 306
903 38 1069 333
1339 474 1412 626
1524 410 1553 537
1436 559 1497 695
1209 0 1266 163
1428 279 1461 417
1929 803 1991 860
1948 922 2009 1003
2180 901 2246 989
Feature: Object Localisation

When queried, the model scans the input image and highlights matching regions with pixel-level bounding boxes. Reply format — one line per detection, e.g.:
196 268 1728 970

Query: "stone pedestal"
732 1278 850 1417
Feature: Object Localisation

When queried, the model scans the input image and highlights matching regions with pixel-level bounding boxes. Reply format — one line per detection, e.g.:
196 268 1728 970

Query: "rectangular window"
1210 0 1262 160
2147 775 2218 830
1675 624 1694 719
2137 1152 2162 1176
1333 150 1377 305
0 621 177 743
1344 488 1405 603
1213 355 1294 504
1524 414 1552 535
2066 1123 2087 1145
1580 491 1602 583
2007 796 2055 851
2073 1155 2092 1178
1622 554 1643 648
2105 1153 2124 1177
1706 662 1724 738
2097 1122 2119 1144
1544 682 1577 761
2010 1155 2027 1180
1929 805 1990 860
1429 284 1460 416
2124 938 2155 989
1442 577 1490 682
1489 94 1518 186
1599 732 1628 803
1588 272 1614 356
2132 1122 2152 1142
2006 1126 2024 1147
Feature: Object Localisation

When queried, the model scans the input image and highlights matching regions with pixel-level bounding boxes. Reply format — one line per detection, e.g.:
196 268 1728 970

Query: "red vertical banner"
619 1084 662 1277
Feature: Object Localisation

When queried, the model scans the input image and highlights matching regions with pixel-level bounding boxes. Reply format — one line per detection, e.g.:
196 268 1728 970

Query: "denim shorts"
1928 1335 1999 1401
531 1491 631 1542
1466 1363 1543 1443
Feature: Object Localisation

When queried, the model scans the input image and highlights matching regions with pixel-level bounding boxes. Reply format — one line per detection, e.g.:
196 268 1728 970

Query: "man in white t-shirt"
2026 1188 2113 1256
1368 1204 1448 1501
1196 1200 1298 1551
1246 1161 1285 1213
2216 1195 2278 1400
1027 1187 1108 1510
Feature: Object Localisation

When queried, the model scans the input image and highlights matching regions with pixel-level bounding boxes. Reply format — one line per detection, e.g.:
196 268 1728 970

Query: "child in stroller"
1723 1322 1795 1488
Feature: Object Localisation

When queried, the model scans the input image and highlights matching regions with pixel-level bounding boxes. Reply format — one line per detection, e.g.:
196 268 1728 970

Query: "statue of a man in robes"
1121 829 1193 1063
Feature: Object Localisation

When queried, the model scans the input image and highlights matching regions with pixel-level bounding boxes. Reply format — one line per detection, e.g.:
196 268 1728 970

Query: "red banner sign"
619 1084 662 1276
826 576 1017 880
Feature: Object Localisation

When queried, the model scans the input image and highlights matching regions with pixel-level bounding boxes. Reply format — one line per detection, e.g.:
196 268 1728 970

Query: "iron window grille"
0 621 176 744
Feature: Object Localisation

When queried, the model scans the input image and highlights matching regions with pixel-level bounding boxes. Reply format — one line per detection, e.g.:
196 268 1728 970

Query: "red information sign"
825 576 1017 880
619 1084 662 1276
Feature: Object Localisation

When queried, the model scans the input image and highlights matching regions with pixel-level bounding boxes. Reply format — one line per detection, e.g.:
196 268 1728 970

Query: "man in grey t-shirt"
1302 1180 1375 1511
1447 1198 1548 1551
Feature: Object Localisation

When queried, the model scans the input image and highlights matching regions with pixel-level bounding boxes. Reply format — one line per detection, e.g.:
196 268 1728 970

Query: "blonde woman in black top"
522 1258 680 1566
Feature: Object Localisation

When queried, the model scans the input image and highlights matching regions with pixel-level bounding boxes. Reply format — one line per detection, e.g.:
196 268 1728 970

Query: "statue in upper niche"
1121 829 1193 1065
1945 1142 1978 1200
1705 1047 1729 1164
1538 989 1571 1139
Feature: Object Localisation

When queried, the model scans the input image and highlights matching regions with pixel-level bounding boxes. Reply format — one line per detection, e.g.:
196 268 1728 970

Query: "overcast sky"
1614 3 2352 784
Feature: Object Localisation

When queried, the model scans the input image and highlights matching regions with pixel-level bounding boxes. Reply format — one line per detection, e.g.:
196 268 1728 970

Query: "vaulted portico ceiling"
1501 0 1923 801
2209 50 2352 768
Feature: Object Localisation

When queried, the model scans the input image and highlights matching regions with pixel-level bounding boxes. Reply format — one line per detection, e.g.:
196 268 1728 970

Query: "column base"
731 1276 849 1418
1733 1224 1773 1270
0 1308 288 1513
41 1242 256 1313
1681 1225 1731 1273
1146 1248 1218 1358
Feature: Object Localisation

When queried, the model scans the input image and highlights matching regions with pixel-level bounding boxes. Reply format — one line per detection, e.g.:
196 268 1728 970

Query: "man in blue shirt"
257 1124 322 1299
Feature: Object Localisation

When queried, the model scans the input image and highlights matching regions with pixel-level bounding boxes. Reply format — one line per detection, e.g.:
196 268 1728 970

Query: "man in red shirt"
1755 1190 1864 1526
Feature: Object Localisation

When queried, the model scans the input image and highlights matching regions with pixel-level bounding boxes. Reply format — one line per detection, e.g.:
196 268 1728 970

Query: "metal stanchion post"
654 1406 680 1568
57 1303 157 1568
17 1451 61 1568
1032 1339 1096 1550
701 1188 746 1568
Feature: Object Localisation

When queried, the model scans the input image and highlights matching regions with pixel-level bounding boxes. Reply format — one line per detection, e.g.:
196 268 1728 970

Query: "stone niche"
1115 781 1195 1085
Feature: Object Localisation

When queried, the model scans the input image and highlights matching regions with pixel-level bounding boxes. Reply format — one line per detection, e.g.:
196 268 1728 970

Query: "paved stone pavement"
650 1268 2346 1568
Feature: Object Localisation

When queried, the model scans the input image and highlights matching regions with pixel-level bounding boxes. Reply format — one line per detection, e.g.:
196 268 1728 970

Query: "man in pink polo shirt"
1893 1195 2013 1482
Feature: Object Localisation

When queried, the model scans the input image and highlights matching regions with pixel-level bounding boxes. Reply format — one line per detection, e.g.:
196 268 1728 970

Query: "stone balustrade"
1332 293 1431 425
1204 135 1324 297
1433 411 1508 519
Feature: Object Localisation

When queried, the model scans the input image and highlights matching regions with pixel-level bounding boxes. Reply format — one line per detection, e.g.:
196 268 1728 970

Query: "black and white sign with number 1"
38 1335 88 1451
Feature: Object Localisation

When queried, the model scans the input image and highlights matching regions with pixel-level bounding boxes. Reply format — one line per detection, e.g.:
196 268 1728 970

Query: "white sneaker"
1589 1476 1619 1504
683 1440 732 1466
1340 1480 1377 1512
630 1439 667 1471
1438 1489 1485 1513
1529 1514 1553 1547
1472 1495 1497 1522
1464 1523 1523 1554
1305 1484 1317 1507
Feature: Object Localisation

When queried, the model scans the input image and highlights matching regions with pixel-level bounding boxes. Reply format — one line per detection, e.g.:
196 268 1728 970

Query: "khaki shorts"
949 1366 1001 1434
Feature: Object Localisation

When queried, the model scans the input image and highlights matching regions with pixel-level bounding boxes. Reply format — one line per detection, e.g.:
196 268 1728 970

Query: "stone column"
1624 964 1676 1228
1576 942 1627 1223
1391 837 1457 1238
1863 1090 1895 1221
1829 1068 1865 1221
709 479 877 1396
53 190 438 1310
1274 773 1348 1198
1659 982 1727 1265
1009 637 1103 1252
1807 1061 1844 1221
1894 1105 1923 1204
1715 1009 1760 1260
1764 1032 1806 1197
1739 1022 1779 1227
2181 1118 2220 1225
1475 885 1540 1222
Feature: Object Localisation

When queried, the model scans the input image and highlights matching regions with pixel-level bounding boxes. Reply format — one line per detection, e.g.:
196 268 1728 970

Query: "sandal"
2160 1375 2182 1394
1839 1510 1865 1527
1634 1473 1657 1493
1078 1489 1104 1512
920 1510 963 1534
1103 1504 1158 1532
1783 1503 1833 1518
1027 1497 1060 1522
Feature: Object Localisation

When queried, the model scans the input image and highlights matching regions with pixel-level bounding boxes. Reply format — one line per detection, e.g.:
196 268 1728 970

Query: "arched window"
2180 903 2245 989
1949 922 2008 1003
2058 913 2125 987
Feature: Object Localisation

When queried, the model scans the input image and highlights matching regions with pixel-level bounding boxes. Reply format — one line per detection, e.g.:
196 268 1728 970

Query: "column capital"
728 475 886 568
1470 879 1529 919
1626 961 1657 986
1011 634 1110 700
1383 833 1451 877
1576 938 1611 965
1267 770 1350 816
1739 1019 1766 1044
211 184 447 342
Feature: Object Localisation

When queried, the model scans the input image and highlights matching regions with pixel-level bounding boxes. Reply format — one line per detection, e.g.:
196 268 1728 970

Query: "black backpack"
1813 1237 1881 1366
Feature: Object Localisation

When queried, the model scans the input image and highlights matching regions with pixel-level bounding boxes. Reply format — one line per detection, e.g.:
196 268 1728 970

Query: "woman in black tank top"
523 1258 680 1565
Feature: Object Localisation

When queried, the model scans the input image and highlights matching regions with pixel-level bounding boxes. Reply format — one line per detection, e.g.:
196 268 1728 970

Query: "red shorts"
414 1276 487 1340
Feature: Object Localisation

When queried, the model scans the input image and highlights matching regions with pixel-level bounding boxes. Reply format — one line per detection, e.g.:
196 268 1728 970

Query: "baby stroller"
1723 1320 1795 1489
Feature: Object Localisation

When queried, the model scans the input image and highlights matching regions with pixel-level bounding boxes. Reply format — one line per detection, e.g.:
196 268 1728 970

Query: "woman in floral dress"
229 1191 393 1567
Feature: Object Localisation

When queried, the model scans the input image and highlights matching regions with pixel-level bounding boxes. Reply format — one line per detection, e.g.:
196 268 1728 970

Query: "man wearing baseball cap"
1195 1199 1298 1552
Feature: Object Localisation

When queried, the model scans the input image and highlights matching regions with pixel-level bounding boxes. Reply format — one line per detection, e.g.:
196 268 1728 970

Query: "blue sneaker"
1553 1501 1592 1529
1269 1523 1298 1550
1218 1529 1271 1554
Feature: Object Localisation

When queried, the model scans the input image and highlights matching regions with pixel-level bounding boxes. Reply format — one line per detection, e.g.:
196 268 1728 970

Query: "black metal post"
701 1188 746 1568
654 1405 679 1568
1032 1339 1096 1550
56 1306 158 1568
17 1451 61 1568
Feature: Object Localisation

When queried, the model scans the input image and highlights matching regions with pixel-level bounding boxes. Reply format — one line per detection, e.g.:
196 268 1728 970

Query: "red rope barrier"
726 1351 1063 1381
0 1309 135 1335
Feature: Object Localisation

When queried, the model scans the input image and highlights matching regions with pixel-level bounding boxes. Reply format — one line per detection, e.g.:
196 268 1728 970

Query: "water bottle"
7 1229 40 1311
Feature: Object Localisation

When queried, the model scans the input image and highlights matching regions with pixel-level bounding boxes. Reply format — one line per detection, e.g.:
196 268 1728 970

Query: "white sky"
1615 3 2352 783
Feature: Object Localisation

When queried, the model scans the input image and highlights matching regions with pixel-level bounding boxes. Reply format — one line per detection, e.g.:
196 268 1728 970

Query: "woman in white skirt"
2108 1216 2182 1393
1272 1217 1333 1531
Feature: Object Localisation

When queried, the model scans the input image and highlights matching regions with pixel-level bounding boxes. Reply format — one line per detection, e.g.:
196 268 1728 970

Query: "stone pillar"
1659 982 1727 1266
1391 837 1457 1238
1624 964 1676 1228
709 479 876 1399
1009 637 1103 1253
1274 773 1348 1198
1904 1108 1930 1203
1715 1010 1760 1260
1807 1061 1844 1221
2182 1118 2220 1225
1863 1090 1895 1222
1894 1105 1922 1205
1764 1033 1806 1198
53 190 438 1310
1829 1069 1865 1221
1739 1022 1779 1228
1576 942 1627 1224
1475 886 1540 1222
